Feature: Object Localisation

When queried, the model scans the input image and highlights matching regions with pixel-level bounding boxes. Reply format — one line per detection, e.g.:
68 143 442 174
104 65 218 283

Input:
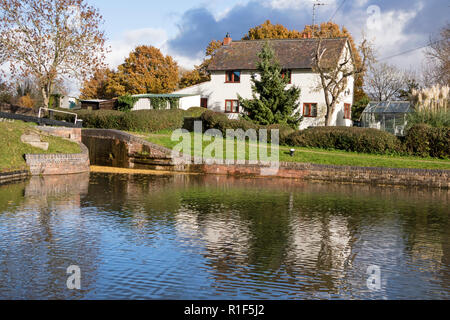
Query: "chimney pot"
223 33 232 46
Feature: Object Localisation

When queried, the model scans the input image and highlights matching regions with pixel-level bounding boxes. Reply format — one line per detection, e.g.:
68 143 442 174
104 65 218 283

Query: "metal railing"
38 107 78 124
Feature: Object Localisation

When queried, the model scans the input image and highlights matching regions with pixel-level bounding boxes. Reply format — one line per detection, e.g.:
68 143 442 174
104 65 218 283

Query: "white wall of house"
133 98 152 111
179 95 202 110
173 42 355 129
131 95 201 111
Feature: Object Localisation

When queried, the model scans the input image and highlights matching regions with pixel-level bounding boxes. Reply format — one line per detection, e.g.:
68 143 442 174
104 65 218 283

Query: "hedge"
54 107 207 133
192 110 295 143
403 124 450 159
285 126 403 155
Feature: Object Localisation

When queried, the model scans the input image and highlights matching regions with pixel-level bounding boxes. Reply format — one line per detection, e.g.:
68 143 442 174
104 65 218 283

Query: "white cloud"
270 0 337 10
106 28 169 68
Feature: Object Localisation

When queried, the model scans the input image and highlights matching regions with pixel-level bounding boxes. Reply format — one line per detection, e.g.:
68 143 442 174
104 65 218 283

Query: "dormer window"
226 70 240 83
281 69 292 84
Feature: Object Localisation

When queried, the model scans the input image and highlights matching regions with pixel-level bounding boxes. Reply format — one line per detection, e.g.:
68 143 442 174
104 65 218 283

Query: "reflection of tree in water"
0 174 101 299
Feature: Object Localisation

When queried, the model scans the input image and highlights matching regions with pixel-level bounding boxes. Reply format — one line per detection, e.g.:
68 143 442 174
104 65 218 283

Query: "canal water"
0 172 448 300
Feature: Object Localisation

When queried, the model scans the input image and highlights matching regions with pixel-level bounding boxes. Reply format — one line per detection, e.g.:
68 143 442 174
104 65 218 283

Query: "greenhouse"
361 101 413 136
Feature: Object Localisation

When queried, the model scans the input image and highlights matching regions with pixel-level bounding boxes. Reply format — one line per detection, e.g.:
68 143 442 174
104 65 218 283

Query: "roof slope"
208 38 348 71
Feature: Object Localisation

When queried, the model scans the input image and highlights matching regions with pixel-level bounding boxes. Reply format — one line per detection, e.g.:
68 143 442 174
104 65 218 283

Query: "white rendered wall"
173 42 355 129
179 95 201 110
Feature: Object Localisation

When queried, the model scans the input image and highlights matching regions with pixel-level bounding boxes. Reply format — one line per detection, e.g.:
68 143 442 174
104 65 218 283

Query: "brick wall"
81 129 449 189
82 129 173 168
37 126 82 142
25 143 90 176
186 162 449 189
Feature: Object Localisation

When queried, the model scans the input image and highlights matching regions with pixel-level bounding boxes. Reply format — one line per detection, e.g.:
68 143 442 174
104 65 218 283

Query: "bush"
404 124 450 159
407 109 450 128
70 108 208 133
285 126 403 155
117 95 138 112
196 110 294 143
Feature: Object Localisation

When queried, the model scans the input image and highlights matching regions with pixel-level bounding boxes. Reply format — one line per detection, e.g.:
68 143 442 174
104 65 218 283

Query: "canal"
0 173 449 299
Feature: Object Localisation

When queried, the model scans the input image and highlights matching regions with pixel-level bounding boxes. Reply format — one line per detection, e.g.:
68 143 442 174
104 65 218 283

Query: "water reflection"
0 173 448 299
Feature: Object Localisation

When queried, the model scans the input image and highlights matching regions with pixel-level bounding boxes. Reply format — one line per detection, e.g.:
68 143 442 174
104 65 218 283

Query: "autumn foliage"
81 46 180 98
0 0 107 107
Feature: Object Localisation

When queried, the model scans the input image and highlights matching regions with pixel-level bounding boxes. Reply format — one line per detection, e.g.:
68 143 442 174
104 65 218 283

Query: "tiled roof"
208 38 349 71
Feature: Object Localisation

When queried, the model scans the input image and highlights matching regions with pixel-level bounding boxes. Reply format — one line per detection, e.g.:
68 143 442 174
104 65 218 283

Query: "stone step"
28 141 49 151
20 134 49 151
21 134 41 143
131 158 174 166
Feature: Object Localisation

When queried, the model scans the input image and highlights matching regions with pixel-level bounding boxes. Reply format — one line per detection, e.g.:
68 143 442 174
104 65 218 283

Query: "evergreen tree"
238 42 302 128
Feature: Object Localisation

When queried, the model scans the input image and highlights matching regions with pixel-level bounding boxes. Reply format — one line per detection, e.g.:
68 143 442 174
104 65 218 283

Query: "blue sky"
87 0 448 74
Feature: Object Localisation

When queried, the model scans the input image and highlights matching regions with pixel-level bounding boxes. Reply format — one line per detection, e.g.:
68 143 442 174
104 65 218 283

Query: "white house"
173 35 355 129
131 93 201 111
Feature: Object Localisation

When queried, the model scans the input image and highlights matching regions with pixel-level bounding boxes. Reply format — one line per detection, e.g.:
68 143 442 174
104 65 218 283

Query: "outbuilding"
361 101 412 136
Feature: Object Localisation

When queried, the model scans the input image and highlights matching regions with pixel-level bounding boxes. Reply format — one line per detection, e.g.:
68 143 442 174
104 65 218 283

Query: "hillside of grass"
140 131 450 171
0 121 81 173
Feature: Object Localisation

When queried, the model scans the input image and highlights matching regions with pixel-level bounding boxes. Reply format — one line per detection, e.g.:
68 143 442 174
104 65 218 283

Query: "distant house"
80 99 117 110
173 34 355 129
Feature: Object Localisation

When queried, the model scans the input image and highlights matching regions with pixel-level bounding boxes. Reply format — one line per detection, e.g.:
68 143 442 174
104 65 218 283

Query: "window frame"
303 103 318 118
225 99 240 113
344 103 352 120
225 70 241 83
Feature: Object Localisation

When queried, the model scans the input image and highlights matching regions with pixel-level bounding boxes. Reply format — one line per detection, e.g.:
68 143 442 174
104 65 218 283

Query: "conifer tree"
238 42 302 128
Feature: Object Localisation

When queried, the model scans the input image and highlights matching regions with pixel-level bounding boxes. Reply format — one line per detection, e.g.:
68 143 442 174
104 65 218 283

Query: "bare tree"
0 0 107 107
365 62 407 102
424 24 450 86
313 37 371 126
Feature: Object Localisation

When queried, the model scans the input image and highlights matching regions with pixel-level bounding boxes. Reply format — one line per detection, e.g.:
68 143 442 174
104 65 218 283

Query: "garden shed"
361 101 413 136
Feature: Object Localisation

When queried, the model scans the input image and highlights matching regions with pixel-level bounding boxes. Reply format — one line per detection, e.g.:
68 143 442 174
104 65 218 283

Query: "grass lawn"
0 120 81 173
137 130 450 171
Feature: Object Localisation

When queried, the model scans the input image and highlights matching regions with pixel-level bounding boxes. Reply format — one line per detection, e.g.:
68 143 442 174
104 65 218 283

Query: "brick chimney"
223 33 232 46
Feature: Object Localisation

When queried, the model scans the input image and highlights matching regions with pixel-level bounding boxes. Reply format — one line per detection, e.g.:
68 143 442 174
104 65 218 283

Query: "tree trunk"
41 87 49 108
325 103 335 126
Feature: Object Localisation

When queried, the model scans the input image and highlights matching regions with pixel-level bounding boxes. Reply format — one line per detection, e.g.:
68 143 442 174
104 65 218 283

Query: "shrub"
197 110 294 143
407 109 450 128
117 95 138 112
404 124 450 158
64 108 208 133
285 126 402 155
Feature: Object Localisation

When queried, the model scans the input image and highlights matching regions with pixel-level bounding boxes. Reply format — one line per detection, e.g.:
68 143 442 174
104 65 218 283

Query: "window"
225 100 239 113
201 98 208 108
281 69 292 84
303 103 318 117
344 103 352 120
225 70 241 83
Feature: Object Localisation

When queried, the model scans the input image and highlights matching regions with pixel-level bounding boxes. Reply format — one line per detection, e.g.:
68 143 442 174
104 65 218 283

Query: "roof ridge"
232 37 348 43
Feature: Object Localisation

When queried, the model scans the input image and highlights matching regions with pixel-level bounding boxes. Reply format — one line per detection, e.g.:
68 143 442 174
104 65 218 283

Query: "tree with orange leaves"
110 45 179 94
80 68 115 99
0 0 107 107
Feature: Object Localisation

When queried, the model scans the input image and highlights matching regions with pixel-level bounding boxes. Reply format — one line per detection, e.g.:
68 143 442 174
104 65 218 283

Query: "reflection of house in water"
289 215 353 274
175 209 251 269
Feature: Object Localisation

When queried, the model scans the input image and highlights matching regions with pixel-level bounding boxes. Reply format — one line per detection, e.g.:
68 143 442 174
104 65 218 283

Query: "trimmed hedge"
285 126 403 155
55 107 207 133
403 124 450 159
196 110 295 143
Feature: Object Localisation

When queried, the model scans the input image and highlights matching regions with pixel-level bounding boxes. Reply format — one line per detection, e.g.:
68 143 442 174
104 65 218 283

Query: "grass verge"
138 131 450 170
0 120 81 173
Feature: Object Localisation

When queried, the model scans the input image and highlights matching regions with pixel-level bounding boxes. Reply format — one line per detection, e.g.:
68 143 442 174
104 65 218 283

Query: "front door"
200 98 208 109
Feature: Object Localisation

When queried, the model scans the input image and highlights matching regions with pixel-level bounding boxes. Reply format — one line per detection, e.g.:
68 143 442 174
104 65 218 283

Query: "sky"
84 0 448 93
